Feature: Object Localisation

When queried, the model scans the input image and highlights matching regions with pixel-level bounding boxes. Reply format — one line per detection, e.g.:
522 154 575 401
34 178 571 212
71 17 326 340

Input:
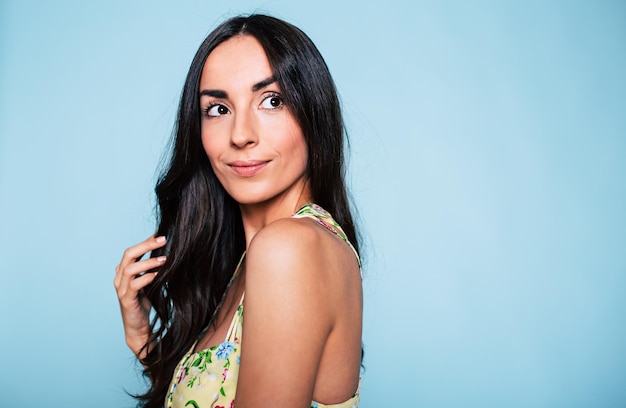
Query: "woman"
114 14 362 408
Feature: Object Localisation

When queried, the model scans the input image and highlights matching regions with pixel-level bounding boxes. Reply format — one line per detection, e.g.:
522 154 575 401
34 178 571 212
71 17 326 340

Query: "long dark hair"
136 14 359 407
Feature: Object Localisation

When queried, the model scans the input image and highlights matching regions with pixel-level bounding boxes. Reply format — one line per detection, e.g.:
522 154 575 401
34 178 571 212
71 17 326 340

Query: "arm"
235 219 335 407
113 235 166 358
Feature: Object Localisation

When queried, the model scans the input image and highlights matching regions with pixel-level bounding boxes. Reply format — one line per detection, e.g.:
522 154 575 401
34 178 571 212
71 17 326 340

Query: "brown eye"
260 94 283 109
206 104 230 117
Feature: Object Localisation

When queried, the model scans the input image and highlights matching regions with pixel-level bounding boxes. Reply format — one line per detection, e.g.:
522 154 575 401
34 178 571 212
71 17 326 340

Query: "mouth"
227 160 270 177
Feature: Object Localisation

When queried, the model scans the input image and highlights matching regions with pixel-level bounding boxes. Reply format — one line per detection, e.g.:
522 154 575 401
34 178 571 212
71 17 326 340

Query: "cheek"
290 136 308 174
292 127 308 166
296 139 308 165
200 131 219 164
202 136 228 185
281 119 308 168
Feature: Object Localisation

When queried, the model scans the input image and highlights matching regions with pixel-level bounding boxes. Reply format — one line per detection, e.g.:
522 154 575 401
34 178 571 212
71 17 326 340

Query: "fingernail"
157 256 166 263
156 236 166 243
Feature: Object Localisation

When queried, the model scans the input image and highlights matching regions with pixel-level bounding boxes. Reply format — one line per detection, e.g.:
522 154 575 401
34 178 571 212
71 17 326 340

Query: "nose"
230 109 258 148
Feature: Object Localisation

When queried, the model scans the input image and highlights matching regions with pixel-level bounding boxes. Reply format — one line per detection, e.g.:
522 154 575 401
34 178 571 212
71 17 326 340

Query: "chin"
228 190 295 209
226 189 274 206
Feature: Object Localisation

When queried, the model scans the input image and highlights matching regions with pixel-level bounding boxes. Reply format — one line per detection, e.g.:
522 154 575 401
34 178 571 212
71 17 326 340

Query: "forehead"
200 35 273 88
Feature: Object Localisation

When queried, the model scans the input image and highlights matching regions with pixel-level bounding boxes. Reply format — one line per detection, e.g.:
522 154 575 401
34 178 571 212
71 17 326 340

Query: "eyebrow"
252 76 277 92
199 76 277 98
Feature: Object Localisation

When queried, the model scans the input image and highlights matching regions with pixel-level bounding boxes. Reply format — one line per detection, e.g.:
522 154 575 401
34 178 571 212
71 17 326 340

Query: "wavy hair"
137 14 359 407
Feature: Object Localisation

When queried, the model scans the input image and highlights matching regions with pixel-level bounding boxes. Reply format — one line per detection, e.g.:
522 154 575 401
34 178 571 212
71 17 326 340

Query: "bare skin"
113 235 166 359
236 213 362 406
115 35 362 407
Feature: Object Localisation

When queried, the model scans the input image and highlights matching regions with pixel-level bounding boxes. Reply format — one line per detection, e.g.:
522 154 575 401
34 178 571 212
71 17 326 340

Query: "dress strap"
225 293 245 342
194 252 246 344
292 203 362 272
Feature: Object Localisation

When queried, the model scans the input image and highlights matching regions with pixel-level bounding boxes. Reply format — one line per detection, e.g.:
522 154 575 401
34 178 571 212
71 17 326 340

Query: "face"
199 35 309 208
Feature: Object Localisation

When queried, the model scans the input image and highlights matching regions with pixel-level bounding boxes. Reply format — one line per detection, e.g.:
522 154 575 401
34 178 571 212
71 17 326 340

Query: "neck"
239 182 312 248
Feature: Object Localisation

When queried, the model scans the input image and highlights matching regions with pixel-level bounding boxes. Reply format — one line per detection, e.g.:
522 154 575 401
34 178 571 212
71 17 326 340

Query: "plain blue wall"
1 1 624 407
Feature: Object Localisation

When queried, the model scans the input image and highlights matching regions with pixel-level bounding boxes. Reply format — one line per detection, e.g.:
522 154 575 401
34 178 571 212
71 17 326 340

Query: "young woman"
114 14 362 408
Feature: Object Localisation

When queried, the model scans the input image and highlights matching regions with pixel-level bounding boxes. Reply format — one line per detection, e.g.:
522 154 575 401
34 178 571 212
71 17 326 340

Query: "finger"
119 272 157 309
115 235 167 284
118 272 159 309
124 255 167 277
128 270 158 293
119 235 167 270
114 265 121 288
116 256 166 292
120 235 167 265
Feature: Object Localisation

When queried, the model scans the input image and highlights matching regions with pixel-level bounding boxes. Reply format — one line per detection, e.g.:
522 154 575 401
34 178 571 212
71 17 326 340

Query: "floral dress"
165 204 361 408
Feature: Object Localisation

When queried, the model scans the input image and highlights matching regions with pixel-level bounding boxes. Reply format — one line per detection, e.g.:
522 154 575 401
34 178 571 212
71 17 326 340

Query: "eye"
260 93 284 110
205 104 230 117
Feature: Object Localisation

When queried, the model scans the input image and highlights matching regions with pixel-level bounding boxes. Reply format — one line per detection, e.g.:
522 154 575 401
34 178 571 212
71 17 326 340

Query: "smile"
228 160 270 177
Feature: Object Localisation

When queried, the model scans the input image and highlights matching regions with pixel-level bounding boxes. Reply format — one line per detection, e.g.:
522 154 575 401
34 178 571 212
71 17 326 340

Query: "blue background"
1 1 625 407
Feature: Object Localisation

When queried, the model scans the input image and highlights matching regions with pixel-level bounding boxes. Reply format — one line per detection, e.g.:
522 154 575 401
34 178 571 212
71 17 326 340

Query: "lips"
227 160 269 177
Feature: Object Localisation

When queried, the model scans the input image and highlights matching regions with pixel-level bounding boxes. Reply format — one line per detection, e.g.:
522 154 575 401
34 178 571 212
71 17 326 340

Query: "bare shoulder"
237 217 361 405
247 218 322 291
238 216 362 404
245 215 360 327
248 217 320 259
246 216 358 285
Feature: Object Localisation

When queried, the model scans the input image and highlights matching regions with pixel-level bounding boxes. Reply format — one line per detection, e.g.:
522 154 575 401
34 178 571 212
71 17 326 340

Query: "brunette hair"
137 14 359 407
